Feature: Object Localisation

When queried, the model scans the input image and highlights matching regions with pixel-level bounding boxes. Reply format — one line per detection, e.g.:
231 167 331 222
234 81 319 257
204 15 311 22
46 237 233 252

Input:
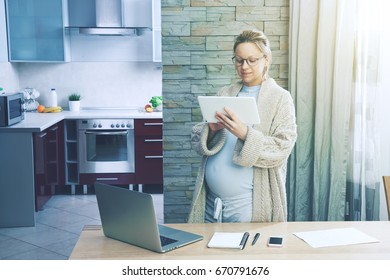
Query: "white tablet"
198 96 260 124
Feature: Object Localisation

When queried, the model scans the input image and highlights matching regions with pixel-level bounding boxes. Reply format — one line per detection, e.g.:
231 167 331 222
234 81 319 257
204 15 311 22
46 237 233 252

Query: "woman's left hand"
215 107 248 140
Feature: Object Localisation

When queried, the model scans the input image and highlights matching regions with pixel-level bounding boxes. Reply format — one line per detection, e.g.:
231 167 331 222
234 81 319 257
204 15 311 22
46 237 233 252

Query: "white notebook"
207 232 249 249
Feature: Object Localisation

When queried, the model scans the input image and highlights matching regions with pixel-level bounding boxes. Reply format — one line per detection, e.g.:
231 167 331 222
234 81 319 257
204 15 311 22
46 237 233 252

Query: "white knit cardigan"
188 78 297 223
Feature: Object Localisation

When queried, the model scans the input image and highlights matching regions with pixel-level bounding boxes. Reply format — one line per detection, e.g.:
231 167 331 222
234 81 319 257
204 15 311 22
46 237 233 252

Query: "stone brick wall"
162 0 289 222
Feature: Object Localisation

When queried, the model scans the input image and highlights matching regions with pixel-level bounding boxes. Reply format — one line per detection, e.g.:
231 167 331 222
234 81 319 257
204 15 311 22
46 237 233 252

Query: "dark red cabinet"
33 121 64 211
134 119 163 185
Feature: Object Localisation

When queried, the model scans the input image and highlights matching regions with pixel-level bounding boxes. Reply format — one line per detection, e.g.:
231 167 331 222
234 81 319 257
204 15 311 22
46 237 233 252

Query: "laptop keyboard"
160 235 178 246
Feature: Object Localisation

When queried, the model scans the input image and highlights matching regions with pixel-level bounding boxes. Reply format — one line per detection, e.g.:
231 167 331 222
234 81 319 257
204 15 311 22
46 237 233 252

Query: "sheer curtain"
348 0 390 221
288 0 389 221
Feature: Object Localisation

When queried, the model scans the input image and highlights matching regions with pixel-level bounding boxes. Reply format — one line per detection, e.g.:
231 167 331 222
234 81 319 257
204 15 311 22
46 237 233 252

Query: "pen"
240 232 250 250
252 233 260 245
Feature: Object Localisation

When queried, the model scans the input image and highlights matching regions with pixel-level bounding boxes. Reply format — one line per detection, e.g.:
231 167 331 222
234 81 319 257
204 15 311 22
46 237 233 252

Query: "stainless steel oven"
78 119 135 174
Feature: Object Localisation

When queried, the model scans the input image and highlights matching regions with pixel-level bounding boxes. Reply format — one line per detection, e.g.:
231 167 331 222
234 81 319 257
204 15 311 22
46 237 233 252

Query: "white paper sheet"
293 227 379 248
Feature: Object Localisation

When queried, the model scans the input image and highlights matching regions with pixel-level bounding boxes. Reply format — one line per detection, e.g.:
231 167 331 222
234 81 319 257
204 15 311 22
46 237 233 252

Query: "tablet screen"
198 96 260 124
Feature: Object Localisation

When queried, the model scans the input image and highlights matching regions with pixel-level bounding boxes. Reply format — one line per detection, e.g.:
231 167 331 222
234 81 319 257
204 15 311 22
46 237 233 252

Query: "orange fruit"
144 104 152 110
37 105 45 113
146 107 153 113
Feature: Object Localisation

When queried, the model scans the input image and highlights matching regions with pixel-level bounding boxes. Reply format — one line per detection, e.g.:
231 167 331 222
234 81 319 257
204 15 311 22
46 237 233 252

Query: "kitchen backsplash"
0 63 19 92
1 61 162 109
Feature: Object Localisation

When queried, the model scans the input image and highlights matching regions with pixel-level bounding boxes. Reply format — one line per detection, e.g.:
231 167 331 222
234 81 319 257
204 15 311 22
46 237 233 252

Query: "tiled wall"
16 62 162 109
0 61 161 109
162 0 290 222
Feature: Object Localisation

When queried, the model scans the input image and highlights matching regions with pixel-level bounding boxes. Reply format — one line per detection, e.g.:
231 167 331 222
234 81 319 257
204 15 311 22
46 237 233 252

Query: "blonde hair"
233 30 272 79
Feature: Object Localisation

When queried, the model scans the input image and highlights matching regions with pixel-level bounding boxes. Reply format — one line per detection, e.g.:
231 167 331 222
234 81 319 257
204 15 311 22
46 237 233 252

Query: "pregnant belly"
205 150 253 199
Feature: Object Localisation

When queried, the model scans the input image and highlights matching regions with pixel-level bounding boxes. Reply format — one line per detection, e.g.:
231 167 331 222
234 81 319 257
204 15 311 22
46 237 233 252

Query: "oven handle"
84 131 128 135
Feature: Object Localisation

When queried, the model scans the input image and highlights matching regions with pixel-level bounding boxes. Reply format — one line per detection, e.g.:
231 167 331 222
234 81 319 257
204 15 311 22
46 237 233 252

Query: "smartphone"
267 236 283 247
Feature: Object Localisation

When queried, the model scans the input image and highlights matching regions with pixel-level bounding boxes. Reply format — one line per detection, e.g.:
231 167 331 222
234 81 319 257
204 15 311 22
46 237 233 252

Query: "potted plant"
149 96 163 111
68 93 81 111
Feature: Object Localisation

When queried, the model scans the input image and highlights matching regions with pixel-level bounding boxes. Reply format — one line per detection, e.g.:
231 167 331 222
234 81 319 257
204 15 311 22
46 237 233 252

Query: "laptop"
198 96 260 124
94 182 203 253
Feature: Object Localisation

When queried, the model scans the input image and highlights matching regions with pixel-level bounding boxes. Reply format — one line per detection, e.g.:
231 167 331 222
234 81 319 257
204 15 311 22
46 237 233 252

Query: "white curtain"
288 0 389 221
348 0 390 221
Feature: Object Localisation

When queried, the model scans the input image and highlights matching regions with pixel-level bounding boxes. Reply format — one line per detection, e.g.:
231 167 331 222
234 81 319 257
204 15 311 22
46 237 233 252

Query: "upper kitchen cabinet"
67 0 159 62
0 0 8 62
152 0 161 63
5 0 70 62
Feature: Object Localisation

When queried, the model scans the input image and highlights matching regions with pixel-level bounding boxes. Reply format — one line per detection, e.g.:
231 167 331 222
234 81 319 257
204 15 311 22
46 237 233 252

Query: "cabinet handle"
145 155 163 159
145 139 163 142
96 177 119 181
144 122 163 126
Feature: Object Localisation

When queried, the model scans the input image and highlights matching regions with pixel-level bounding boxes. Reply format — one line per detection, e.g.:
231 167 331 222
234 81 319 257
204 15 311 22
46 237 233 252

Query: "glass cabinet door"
6 0 67 62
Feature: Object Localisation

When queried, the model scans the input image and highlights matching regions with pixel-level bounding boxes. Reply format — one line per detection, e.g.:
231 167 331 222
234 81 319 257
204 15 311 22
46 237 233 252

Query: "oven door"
78 129 135 174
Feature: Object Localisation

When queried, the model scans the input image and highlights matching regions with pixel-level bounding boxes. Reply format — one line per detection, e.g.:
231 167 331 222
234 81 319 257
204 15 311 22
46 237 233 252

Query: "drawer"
135 136 163 152
79 173 136 185
135 119 163 136
135 158 163 184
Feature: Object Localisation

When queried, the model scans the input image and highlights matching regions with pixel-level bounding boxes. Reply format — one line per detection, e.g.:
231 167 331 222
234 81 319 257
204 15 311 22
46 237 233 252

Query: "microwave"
0 92 25 127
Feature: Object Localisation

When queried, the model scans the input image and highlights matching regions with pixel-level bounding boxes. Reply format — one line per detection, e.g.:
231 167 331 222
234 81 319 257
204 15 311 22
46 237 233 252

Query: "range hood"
78 0 139 36
79 27 138 36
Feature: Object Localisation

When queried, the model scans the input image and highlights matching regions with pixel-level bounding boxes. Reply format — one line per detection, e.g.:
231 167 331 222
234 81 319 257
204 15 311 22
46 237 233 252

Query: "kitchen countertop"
0 108 163 132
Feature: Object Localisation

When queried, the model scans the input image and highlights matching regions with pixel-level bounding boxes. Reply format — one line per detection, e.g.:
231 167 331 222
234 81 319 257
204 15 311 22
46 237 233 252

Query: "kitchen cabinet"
134 118 163 185
33 121 65 211
64 118 163 193
0 113 162 227
0 0 7 61
0 131 35 227
152 0 161 63
5 0 69 62
64 120 78 187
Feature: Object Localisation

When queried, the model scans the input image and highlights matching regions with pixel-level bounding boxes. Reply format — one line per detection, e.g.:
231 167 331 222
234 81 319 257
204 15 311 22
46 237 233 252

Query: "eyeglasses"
232 56 263 67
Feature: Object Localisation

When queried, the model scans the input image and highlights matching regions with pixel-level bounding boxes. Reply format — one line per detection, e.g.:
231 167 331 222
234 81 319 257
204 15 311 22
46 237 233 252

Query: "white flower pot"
69 100 81 111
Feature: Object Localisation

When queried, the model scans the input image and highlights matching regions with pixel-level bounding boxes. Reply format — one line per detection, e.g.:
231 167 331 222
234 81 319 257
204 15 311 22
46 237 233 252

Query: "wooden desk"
69 221 390 260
